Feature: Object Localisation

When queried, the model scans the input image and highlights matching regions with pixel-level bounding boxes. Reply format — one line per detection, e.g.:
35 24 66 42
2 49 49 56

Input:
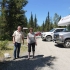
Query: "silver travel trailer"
54 15 70 48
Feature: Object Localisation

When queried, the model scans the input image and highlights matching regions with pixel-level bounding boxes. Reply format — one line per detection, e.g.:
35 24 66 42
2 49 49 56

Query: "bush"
0 40 8 50
0 34 12 41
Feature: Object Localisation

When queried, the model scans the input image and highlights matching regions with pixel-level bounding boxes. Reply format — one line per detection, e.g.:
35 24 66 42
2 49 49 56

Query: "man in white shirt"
12 26 24 60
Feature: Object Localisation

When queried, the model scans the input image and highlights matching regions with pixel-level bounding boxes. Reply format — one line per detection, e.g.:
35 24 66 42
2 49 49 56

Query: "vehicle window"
60 29 64 32
54 29 64 33
49 29 55 32
62 25 70 32
67 25 70 32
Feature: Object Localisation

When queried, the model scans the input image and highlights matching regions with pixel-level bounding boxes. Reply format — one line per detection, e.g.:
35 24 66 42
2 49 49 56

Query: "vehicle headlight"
59 35 63 39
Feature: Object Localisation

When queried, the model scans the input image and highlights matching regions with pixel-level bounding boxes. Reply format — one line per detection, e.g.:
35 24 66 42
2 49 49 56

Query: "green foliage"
0 40 8 50
0 0 28 40
0 34 11 41
53 13 61 28
29 12 34 28
28 13 39 32
43 12 51 31
40 12 62 32
0 0 63 39
42 21 45 31
34 14 38 31
47 12 50 31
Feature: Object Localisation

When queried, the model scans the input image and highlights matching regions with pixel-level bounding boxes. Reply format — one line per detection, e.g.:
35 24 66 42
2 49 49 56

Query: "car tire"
46 36 52 42
64 39 70 48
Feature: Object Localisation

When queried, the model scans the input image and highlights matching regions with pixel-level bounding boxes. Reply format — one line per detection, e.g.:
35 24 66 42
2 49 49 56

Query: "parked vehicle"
23 27 28 39
54 15 70 48
35 32 41 36
41 28 65 41
54 27 70 48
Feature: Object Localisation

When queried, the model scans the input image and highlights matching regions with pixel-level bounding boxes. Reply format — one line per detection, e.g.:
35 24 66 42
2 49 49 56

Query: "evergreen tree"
5 0 28 40
34 14 38 31
50 22 53 30
42 21 45 31
29 12 34 28
44 17 48 31
44 12 50 31
34 14 37 27
53 13 61 28
0 0 7 40
23 16 28 27
47 12 50 31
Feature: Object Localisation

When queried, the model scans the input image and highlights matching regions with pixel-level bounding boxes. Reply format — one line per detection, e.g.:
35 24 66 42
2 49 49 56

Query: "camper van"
54 15 70 48
23 27 28 38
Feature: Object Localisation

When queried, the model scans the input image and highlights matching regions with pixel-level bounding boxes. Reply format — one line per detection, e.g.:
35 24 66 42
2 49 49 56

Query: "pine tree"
34 14 37 30
5 0 28 40
29 12 34 28
47 12 50 31
50 22 53 30
44 12 50 31
42 21 45 31
53 13 61 28
44 17 48 31
0 0 7 40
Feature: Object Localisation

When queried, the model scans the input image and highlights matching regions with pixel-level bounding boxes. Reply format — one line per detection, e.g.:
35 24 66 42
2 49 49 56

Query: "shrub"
0 40 8 50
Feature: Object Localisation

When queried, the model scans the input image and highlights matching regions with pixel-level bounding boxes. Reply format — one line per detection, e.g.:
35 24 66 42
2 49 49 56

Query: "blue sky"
24 0 70 26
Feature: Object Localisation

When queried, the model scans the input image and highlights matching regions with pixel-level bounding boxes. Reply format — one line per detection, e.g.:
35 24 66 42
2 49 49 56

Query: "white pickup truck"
41 28 65 41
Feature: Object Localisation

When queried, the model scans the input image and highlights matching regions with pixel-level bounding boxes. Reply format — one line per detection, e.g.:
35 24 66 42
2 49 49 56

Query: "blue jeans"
14 42 21 58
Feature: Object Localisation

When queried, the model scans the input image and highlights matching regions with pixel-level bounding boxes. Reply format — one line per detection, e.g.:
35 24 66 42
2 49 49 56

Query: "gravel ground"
0 38 70 70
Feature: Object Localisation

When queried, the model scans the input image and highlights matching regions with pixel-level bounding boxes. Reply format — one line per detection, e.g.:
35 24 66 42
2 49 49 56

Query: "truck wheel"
64 39 70 48
46 36 52 41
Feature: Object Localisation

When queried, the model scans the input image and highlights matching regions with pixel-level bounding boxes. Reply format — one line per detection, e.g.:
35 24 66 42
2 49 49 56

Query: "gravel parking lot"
0 38 70 70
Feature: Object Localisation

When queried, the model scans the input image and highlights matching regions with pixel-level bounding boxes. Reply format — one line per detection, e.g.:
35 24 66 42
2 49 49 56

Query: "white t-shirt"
12 30 24 43
27 32 36 44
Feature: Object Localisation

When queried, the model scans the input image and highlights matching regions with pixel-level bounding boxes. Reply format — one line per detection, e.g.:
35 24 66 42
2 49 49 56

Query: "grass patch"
0 45 27 61
0 39 27 61
0 40 9 50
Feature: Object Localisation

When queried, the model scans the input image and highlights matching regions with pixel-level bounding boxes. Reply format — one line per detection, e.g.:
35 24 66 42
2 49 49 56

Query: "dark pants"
28 43 35 52
14 42 21 58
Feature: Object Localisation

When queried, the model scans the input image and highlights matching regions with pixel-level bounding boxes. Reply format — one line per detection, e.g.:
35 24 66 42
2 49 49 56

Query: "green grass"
0 39 27 61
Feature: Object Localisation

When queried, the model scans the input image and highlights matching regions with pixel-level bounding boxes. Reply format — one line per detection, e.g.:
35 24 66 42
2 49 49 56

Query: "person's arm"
22 36 24 44
13 36 15 44
12 31 16 44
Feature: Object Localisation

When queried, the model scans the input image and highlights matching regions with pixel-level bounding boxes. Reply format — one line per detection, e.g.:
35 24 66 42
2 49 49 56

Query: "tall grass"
0 40 8 50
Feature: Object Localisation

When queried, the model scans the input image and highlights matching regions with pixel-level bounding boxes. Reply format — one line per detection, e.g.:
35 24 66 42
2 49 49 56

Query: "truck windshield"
49 29 55 32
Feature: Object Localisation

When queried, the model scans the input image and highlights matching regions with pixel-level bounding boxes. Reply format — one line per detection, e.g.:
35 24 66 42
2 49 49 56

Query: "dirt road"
0 38 70 70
